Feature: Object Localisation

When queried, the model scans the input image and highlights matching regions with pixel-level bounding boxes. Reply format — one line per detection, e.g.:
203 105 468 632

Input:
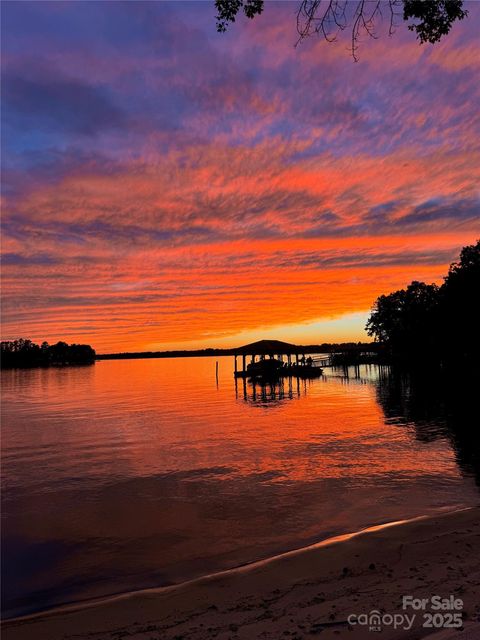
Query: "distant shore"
96 342 379 361
4 506 480 640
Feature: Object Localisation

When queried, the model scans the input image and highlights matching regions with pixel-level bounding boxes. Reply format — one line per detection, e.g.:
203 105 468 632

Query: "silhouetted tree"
440 239 480 366
366 281 440 358
215 0 468 60
1 339 96 368
366 240 479 367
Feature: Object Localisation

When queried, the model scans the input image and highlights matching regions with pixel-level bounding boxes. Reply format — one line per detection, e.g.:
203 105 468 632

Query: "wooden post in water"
234 355 237 374
216 361 219 385
242 354 246 373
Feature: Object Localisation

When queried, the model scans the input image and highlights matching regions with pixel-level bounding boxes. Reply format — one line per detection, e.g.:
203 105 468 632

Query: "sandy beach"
4 506 480 640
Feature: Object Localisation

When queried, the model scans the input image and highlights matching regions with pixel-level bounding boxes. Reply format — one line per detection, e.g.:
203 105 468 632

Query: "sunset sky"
2 1 479 353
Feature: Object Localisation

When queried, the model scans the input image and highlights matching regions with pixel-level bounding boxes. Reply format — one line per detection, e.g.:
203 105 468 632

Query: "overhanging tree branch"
215 0 468 60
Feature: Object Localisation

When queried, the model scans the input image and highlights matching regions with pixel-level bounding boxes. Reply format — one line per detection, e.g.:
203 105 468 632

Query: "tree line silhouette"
97 342 379 361
1 339 96 369
366 239 479 368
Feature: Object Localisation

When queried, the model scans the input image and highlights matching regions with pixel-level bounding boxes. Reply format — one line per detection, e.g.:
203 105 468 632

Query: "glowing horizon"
2 2 479 353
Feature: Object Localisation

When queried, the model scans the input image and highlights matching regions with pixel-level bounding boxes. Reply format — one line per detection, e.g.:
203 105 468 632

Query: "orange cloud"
2 2 479 351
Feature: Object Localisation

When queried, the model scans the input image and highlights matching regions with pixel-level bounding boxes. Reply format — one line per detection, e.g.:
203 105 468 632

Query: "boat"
245 357 323 380
233 340 323 379
246 357 284 379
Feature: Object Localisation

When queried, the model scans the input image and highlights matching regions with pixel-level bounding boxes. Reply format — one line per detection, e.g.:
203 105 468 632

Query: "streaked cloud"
1 1 479 351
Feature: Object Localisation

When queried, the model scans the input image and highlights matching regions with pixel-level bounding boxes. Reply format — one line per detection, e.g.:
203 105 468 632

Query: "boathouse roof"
233 339 302 355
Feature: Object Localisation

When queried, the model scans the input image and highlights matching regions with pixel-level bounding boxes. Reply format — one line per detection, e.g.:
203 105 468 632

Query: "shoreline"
4 511 435 623
3 505 469 623
4 505 480 639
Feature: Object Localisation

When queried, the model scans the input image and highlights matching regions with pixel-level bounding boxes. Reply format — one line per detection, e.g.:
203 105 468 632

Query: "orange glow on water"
3 357 478 614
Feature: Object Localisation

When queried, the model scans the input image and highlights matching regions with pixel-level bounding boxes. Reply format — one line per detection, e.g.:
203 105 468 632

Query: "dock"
232 339 324 380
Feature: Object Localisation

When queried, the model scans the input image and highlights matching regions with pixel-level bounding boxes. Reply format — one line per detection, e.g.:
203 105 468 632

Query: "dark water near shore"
1 357 479 618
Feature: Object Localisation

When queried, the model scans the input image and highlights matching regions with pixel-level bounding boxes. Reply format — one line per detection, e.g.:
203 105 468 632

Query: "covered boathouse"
232 339 322 379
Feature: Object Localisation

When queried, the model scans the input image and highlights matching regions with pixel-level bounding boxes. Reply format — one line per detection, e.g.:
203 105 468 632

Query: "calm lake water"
2 357 479 617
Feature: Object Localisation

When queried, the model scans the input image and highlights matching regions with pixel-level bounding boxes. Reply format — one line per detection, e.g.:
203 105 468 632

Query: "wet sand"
4 506 480 640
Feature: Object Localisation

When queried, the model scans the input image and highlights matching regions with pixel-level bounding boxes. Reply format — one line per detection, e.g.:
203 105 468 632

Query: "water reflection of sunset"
2 358 478 615
2 359 466 485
